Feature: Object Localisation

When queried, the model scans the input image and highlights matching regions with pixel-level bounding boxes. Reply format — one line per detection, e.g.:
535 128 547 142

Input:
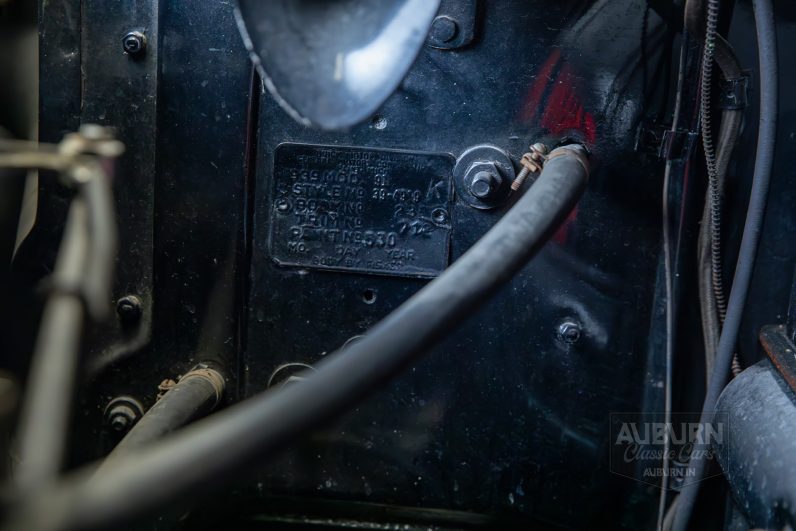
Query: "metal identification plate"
269 143 454 278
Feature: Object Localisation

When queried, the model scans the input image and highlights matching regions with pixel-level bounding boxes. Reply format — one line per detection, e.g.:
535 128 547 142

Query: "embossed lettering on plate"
269 143 454 278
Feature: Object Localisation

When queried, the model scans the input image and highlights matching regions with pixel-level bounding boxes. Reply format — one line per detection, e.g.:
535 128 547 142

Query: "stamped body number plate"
269 143 454 278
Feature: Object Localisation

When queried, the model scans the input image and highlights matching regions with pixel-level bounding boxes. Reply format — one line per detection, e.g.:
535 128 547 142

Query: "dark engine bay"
1 0 795 530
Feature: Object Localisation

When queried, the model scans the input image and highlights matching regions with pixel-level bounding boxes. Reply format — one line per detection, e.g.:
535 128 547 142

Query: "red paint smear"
519 51 597 245
539 63 596 145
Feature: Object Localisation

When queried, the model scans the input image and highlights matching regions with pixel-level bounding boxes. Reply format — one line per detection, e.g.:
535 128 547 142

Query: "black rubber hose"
673 0 778 529
5 145 590 531
98 368 225 467
13 200 89 493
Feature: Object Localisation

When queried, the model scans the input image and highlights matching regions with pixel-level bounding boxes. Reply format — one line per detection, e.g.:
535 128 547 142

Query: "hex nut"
116 295 143 325
465 161 503 201
122 31 146 56
104 396 144 434
558 320 582 344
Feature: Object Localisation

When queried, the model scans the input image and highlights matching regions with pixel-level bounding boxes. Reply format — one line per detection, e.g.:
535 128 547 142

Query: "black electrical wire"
673 0 778 528
658 125 676 531
657 25 699 529
3 145 590 531
664 29 747 531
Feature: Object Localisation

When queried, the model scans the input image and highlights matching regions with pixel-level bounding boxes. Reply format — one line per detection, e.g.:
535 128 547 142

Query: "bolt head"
465 162 503 201
558 321 582 344
530 142 549 155
116 295 143 325
431 208 449 225
104 397 143 435
122 31 146 56
470 170 499 198
429 16 458 44
110 415 130 432
108 405 136 432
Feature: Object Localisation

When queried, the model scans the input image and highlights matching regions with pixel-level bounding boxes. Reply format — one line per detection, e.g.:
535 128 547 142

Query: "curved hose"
6 145 590 531
673 0 778 529
98 368 225 468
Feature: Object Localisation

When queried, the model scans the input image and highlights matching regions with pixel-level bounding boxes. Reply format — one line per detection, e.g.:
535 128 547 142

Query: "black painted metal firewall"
26 0 753 529
244 1 667 529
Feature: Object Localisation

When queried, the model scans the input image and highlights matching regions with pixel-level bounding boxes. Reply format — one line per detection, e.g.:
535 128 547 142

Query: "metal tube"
13 159 117 493
14 200 89 492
